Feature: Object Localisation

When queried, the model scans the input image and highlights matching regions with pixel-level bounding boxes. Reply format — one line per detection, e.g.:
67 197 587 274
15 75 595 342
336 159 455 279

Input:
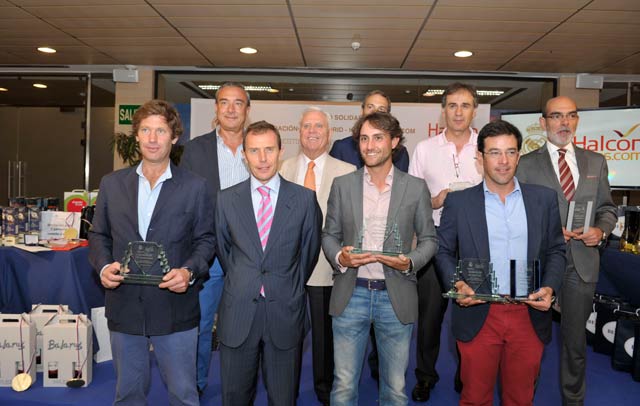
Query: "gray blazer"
322 167 438 324
279 154 356 286
516 143 617 282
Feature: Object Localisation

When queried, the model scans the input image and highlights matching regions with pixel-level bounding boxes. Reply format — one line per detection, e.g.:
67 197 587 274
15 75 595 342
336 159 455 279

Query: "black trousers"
307 285 334 404
415 261 449 386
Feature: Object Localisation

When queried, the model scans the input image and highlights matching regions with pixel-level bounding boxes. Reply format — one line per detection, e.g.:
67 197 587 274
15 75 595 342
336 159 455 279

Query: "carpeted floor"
1 308 639 405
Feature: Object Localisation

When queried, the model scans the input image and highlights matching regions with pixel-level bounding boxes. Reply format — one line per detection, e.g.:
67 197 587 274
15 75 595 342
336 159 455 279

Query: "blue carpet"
1 309 639 405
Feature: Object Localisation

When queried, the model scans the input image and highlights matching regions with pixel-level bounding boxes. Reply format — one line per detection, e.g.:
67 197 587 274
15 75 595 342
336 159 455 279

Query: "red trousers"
458 304 544 406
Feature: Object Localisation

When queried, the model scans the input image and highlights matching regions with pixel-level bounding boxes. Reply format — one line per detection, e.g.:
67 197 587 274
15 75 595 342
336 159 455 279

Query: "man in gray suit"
216 120 322 406
323 112 438 406
279 107 355 406
516 96 617 406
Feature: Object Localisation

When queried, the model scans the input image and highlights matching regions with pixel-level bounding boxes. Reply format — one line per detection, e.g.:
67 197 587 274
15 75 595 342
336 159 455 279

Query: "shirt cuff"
334 252 348 274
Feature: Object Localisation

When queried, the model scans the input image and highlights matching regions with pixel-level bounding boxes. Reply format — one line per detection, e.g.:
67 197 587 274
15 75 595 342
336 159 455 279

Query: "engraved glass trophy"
351 216 403 256
119 241 170 285
566 201 593 233
442 259 541 303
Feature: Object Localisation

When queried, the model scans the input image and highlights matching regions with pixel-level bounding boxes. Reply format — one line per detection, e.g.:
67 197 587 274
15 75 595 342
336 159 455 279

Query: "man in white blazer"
280 107 356 406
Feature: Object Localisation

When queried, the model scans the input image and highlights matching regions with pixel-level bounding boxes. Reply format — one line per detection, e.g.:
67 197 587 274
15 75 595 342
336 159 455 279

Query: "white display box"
0 313 37 387
42 314 92 387
29 304 72 372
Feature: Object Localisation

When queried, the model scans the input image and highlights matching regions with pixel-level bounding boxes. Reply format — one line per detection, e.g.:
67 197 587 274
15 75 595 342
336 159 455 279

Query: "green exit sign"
118 104 140 124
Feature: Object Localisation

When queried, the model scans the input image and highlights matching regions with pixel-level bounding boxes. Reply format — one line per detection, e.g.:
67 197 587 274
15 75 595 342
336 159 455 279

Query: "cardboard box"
30 304 72 372
91 307 112 363
42 314 92 387
39 211 81 241
88 190 99 206
0 314 37 387
63 190 89 213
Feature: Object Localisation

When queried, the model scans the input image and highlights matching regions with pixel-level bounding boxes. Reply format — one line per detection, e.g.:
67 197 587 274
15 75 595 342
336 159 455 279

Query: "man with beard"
516 96 616 406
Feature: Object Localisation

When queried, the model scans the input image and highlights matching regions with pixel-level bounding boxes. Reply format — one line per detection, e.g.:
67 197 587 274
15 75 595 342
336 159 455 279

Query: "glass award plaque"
351 217 403 257
566 201 593 233
442 259 541 303
119 241 170 285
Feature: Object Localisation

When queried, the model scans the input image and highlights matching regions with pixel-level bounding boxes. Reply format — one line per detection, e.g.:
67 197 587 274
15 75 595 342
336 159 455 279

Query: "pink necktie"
257 186 273 249
558 149 575 201
257 186 273 297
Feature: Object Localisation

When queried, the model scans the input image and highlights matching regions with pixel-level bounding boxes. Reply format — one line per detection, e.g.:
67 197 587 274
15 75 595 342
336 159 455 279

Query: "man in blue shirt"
436 120 565 405
90 100 215 406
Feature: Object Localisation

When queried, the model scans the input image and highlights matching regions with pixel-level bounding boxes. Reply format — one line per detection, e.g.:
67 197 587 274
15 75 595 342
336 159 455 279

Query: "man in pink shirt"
408 82 483 402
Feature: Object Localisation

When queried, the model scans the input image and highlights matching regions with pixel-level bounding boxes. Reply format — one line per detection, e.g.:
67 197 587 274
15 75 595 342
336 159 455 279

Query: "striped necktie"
558 148 575 201
257 186 273 250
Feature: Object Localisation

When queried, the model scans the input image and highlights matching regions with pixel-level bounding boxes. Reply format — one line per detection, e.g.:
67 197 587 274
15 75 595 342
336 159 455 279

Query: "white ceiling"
0 0 639 75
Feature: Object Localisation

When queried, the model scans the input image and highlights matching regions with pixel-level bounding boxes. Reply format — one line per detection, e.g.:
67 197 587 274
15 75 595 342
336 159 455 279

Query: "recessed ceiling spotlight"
33 83 47 89
240 47 258 54
404 90 412 94
454 50 473 58
0 87 8 92
37 46 56 54
288 88 294 92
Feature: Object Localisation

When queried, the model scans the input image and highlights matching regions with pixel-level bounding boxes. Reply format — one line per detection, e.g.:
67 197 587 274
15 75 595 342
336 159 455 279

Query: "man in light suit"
180 82 250 394
216 120 322 406
279 107 356 406
90 100 215 406
323 112 438 406
330 90 410 172
516 96 617 406
438 119 566 405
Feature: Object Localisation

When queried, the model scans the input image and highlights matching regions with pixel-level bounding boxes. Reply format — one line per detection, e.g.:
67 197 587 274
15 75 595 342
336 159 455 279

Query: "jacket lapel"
264 178 293 255
124 168 142 240
521 184 541 260
466 184 490 259
351 170 364 244
150 163 178 229
539 143 567 203
235 180 264 255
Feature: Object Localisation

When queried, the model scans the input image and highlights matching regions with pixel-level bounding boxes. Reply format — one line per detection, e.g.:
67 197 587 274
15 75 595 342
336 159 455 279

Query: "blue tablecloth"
598 244 640 307
0 246 104 315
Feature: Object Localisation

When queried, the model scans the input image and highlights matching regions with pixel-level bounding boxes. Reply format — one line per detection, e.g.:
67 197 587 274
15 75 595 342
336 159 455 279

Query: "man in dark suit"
180 82 250 394
330 89 410 172
516 96 617 406
89 99 215 406
323 112 438 405
437 120 566 405
215 120 322 406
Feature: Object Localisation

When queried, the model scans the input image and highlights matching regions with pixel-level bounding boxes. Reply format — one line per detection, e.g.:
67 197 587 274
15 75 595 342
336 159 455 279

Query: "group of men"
89 81 616 406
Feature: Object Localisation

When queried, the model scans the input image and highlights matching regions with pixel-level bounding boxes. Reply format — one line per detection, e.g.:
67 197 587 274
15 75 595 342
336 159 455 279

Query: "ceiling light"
477 90 504 96
454 50 473 58
198 84 278 93
239 47 257 54
37 46 56 54
0 87 7 92
422 89 444 97
33 83 47 89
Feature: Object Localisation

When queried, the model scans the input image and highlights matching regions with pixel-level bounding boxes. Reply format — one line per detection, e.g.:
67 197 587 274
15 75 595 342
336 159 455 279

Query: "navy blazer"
89 163 215 336
180 129 221 215
436 182 565 344
215 176 322 350
329 136 410 172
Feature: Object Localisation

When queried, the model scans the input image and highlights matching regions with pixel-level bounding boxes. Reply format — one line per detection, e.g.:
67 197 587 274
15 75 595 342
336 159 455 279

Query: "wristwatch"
597 231 607 248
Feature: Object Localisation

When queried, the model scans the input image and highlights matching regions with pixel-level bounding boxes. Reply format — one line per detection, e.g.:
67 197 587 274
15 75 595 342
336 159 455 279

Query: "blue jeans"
197 258 224 391
110 327 198 406
331 285 413 406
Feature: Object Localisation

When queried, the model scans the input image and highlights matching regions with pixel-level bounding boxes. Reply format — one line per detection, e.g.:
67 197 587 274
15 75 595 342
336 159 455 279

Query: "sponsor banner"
190 99 490 161
503 108 640 188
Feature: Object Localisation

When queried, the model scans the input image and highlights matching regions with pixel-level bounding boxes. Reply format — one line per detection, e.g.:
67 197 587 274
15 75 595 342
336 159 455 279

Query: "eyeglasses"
544 112 579 121
482 150 519 159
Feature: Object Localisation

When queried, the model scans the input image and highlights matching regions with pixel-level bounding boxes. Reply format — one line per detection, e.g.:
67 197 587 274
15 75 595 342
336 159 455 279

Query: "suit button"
261 269 266 274
252 298 258 303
